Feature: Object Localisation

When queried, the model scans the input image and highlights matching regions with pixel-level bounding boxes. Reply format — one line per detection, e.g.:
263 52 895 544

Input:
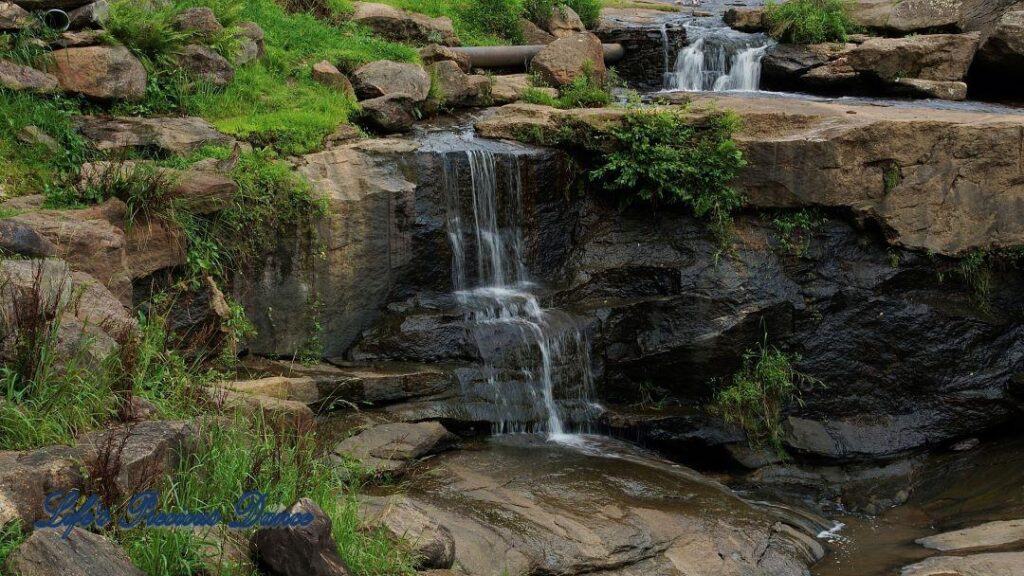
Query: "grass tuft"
764 0 856 44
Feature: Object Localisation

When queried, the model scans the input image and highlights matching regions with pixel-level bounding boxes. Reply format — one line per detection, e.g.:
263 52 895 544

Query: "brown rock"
234 21 266 65
488 73 556 104
75 420 196 499
51 30 108 48
48 45 147 101
0 446 84 527
846 33 980 81
0 1 30 30
219 376 321 405
360 496 455 569
530 32 606 87
891 77 968 100
312 60 355 96
357 94 418 133
519 17 556 44
332 421 456 476
173 6 222 37
724 7 765 32
0 219 58 257
253 498 352 576
916 519 1024 552
351 60 431 101
429 60 478 106
419 44 471 73
901 552 1024 576
0 59 59 93
74 115 235 155
543 4 585 38
973 7 1024 83
4 528 145 576
208 387 315 434
79 161 238 215
67 1 109 29
351 1 458 46
176 44 235 87
848 0 963 34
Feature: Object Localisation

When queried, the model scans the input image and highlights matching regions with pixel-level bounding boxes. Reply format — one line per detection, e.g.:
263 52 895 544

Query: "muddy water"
814 438 1024 575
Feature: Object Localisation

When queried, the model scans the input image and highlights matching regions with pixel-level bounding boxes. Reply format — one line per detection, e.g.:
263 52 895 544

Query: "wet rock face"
595 9 687 91
562 202 1024 459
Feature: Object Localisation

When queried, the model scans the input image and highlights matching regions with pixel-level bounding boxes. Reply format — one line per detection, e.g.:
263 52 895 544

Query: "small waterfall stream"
437 133 598 440
664 25 772 92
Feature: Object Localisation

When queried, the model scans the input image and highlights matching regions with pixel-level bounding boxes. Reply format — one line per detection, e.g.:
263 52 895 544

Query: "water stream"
664 25 773 92
435 132 598 440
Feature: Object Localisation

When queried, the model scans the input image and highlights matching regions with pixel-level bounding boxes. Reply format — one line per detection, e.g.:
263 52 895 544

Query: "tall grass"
523 0 602 29
764 0 855 44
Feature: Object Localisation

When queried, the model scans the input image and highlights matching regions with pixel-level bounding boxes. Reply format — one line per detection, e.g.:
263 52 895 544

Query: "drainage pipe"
449 43 625 70
43 9 70 32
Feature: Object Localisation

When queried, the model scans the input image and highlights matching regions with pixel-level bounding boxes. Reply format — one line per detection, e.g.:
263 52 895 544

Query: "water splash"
665 26 772 92
440 139 598 439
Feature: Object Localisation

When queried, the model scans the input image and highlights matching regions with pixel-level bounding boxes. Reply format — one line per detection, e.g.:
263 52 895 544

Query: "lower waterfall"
664 25 772 92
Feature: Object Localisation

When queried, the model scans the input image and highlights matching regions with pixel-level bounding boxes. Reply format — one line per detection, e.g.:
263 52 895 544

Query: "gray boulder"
0 59 60 93
172 6 222 37
358 94 418 133
4 528 145 576
530 32 607 87
351 1 458 46
48 45 147 101
253 498 352 576
351 60 431 101
846 33 980 81
847 0 963 34
0 1 30 30
176 44 235 87
0 446 85 527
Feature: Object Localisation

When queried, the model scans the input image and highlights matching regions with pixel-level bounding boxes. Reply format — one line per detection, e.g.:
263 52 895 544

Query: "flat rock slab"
393 435 823 576
917 519 1024 552
901 551 1024 576
4 527 145 576
74 116 236 155
333 421 456 475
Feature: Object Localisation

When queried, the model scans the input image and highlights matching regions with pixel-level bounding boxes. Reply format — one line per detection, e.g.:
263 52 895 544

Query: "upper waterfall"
664 25 773 92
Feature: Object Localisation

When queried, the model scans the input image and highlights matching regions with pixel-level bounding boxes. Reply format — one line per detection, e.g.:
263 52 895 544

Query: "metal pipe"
450 43 625 70
43 9 70 32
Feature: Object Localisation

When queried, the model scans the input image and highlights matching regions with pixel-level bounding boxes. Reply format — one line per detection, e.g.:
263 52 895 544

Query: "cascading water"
664 25 772 92
437 133 598 440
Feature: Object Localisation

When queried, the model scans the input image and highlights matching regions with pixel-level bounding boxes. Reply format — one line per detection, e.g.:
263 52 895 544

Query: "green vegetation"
710 340 819 456
0 521 26 570
884 162 902 193
591 107 747 238
954 248 1024 311
524 0 602 29
768 209 827 256
522 65 612 108
117 418 415 576
0 89 88 197
764 0 856 44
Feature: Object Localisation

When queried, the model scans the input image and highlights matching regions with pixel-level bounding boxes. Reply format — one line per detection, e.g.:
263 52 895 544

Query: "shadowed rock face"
384 435 823 576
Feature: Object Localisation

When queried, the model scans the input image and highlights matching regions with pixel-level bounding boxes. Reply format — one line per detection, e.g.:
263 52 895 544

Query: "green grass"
591 107 747 239
764 0 856 44
0 89 89 197
0 521 26 569
369 0 524 45
522 65 612 108
710 340 819 456
116 416 415 576
524 0 602 29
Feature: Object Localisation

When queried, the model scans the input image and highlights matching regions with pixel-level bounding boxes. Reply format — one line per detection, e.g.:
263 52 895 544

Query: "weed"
523 64 613 109
524 0 602 29
0 521 26 568
764 0 856 44
884 161 902 193
591 107 747 240
769 208 826 257
710 338 820 456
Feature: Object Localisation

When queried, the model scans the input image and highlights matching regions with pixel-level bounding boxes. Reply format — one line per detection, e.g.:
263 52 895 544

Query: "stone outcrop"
48 45 147 101
351 60 431 102
847 0 964 34
901 552 1024 576
0 445 84 526
530 32 606 87
916 519 1024 551
846 33 979 81
0 59 60 93
73 115 236 155
357 94 418 133
541 4 585 38
332 421 456 476
175 44 235 87
971 5 1024 96
723 7 766 32
253 498 352 576
312 60 354 95
360 495 455 569
0 2 31 30
4 528 146 576
351 2 458 46
595 8 687 90
79 161 238 215
388 437 822 575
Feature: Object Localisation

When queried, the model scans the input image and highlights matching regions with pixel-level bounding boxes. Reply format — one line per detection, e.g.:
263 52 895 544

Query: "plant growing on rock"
591 107 747 239
764 0 856 44
524 0 602 29
710 340 820 456
522 63 612 109
768 208 827 257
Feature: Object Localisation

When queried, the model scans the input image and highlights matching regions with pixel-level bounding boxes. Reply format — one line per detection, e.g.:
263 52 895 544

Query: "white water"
664 26 771 92
441 140 597 439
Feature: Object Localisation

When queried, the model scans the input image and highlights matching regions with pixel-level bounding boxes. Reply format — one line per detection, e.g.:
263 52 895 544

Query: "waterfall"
664 26 772 92
440 138 597 439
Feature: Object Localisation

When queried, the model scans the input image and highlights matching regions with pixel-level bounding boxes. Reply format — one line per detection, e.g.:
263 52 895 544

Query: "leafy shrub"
710 341 819 455
764 0 855 44
592 108 747 237
524 0 602 29
769 208 826 256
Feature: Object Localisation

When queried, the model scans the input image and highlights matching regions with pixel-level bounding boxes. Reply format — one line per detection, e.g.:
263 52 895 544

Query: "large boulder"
73 115 236 155
357 94 418 133
48 45 147 101
4 528 146 576
0 1 30 30
847 0 964 34
332 421 456 476
530 32 606 87
428 60 479 106
253 498 352 576
901 552 1024 576
0 59 59 93
846 33 980 81
419 44 471 73
0 446 85 527
723 7 766 32
351 2 458 46
360 496 455 569
350 60 431 102
175 44 235 87
67 1 110 29
971 6 1024 95
312 60 355 96
542 4 585 38
172 6 222 37
75 421 196 500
